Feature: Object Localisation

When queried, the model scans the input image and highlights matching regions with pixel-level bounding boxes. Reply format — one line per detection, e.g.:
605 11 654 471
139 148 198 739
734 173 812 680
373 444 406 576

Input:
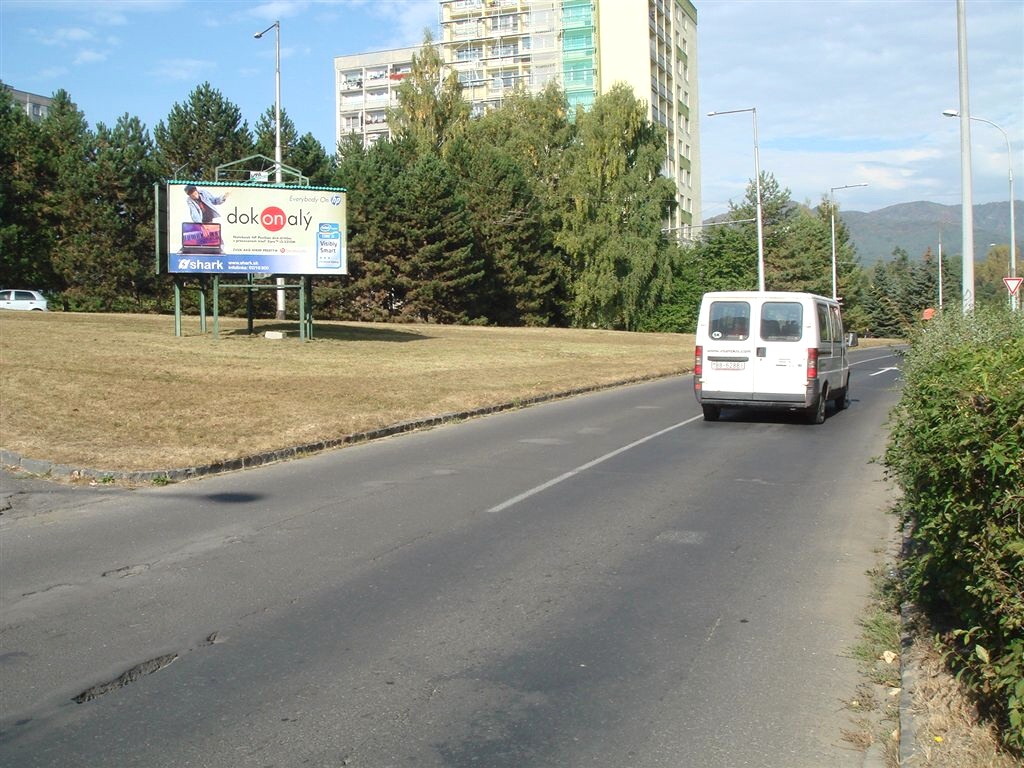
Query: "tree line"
1 39 1000 333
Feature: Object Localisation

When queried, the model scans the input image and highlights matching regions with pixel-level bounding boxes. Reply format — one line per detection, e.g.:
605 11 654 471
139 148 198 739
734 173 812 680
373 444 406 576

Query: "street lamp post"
943 109 1017 311
829 184 867 301
708 107 765 291
255 20 286 320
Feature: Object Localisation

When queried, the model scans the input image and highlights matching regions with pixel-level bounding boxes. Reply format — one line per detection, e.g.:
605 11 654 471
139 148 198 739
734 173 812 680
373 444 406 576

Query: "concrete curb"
899 601 920 767
1 373 675 486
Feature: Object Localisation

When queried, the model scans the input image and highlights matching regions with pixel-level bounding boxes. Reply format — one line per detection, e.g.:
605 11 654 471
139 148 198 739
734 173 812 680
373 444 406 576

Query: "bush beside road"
885 308 1024 757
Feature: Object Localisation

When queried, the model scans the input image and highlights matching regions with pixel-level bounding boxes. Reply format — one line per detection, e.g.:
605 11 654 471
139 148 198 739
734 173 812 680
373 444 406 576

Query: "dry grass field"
1 312 695 473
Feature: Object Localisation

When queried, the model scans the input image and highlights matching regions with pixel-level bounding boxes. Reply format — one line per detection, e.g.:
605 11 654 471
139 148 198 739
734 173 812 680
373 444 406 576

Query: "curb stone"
899 601 921 767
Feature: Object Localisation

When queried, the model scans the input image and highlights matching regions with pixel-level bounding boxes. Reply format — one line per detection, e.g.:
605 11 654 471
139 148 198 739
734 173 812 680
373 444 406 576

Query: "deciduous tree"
556 84 676 330
389 32 469 156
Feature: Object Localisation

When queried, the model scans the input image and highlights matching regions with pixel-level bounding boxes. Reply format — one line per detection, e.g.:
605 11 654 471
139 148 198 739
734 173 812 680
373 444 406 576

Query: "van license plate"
711 360 745 370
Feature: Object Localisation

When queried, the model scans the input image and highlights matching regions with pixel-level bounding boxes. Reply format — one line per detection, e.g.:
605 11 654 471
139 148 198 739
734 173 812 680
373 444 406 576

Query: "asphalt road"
0 348 904 767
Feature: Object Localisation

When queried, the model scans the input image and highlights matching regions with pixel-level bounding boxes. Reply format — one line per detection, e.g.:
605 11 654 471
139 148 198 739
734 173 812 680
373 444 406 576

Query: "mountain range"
837 201 1018 265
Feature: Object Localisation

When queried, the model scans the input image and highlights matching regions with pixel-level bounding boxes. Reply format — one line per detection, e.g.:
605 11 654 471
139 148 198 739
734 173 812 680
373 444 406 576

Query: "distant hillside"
700 201 1018 265
841 201 1018 264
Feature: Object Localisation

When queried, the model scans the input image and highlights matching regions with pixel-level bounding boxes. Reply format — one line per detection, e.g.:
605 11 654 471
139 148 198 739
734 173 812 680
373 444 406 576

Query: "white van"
693 291 856 424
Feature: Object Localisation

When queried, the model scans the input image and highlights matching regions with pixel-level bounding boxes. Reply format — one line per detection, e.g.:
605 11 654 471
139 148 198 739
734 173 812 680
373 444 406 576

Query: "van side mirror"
846 332 859 347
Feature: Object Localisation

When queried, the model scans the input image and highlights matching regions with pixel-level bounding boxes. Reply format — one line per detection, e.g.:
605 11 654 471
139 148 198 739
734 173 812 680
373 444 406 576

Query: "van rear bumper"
694 381 821 410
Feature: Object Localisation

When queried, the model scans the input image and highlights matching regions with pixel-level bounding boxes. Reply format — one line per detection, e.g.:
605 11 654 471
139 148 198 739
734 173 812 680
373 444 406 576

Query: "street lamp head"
254 21 278 39
707 107 755 118
942 109 960 118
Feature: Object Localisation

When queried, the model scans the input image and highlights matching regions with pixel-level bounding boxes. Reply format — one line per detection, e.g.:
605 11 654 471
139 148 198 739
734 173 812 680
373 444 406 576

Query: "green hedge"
885 307 1024 751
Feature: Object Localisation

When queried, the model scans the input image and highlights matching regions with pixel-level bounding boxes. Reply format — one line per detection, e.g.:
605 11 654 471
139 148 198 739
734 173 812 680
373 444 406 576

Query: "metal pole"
255 21 286 321
981 120 1018 311
828 184 867 301
273 21 286 320
751 109 765 292
830 204 837 301
707 107 765 291
955 0 975 312
942 111 1017 310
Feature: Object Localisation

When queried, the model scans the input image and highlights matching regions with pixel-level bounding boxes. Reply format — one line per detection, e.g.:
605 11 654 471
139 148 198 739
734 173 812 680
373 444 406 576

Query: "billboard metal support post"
213 276 220 339
174 280 182 337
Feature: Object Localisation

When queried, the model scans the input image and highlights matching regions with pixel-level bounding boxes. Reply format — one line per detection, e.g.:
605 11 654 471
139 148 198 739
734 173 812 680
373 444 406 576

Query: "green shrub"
885 307 1024 752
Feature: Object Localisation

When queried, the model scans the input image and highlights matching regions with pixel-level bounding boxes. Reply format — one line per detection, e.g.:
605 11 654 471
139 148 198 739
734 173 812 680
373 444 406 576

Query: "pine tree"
253 106 298 167
399 153 483 323
289 133 333 186
154 83 253 179
81 115 163 309
332 137 416 320
447 137 564 326
35 91 97 306
0 85 57 290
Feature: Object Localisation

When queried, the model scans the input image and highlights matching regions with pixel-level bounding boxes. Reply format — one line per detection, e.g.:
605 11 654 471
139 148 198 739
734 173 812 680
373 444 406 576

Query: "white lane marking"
488 415 705 513
850 352 902 367
655 530 707 545
870 366 900 377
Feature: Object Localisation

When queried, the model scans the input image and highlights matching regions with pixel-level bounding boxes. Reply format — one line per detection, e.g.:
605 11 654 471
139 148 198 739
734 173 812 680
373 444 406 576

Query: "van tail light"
694 345 703 376
807 348 818 380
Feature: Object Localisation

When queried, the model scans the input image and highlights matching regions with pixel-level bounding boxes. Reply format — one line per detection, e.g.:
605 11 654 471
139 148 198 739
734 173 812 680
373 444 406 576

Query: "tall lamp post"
708 107 765 291
943 109 1017 311
255 20 286 320
829 183 867 301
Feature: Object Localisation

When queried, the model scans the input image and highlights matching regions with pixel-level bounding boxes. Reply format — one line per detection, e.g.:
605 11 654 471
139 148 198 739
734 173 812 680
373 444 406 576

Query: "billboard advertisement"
166 182 347 275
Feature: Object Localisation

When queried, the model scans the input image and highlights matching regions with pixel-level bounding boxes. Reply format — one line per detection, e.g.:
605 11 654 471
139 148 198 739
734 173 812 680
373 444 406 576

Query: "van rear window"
709 301 750 340
760 302 803 341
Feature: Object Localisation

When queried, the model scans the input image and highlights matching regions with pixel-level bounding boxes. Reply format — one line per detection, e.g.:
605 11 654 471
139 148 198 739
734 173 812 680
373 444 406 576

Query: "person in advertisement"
184 185 229 224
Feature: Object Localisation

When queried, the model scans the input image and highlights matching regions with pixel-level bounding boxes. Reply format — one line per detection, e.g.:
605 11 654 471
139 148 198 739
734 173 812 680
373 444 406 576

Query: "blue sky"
1 0 1021 215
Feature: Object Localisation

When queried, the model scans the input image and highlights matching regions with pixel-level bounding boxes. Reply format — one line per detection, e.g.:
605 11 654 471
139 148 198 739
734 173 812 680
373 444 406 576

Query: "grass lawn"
1 312 695 472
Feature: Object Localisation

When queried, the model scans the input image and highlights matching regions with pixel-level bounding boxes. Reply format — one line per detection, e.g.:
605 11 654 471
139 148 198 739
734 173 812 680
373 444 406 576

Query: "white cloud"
698 0 1023 211
150 58 213 82
74 49 107 66
36 26 95 45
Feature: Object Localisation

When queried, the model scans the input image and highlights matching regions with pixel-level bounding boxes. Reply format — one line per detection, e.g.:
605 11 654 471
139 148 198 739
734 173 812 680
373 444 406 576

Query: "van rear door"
753 299 807 402
701 299 755 399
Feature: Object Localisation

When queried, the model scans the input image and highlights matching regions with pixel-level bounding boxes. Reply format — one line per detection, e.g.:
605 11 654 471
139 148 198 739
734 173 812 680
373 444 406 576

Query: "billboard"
166 182 347 275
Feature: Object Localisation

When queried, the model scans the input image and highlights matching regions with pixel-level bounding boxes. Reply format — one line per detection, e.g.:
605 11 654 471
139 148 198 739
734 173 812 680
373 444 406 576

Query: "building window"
455 46 482 62
563 29 592 52
531 33 555 51
563 2 592 25
492 13 518 33
528 9 555 30
491 42 518 58
458 70 484 87
564 61 594 86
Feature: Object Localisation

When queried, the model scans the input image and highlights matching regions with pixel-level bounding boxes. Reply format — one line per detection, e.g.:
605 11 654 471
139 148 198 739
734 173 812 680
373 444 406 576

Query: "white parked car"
0 289 49 311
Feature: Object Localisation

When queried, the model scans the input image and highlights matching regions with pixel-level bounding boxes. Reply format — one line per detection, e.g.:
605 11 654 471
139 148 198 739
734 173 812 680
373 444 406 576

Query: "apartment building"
334 1 700 238
334 47 418 147
5 87 53 122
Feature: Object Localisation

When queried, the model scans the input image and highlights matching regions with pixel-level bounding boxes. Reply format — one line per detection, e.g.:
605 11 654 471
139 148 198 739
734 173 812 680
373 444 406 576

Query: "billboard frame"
155 168 347 341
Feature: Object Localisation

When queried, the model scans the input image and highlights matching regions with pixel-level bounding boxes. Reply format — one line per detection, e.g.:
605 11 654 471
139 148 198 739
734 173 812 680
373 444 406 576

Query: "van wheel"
805 387 827 425
702 405 721 422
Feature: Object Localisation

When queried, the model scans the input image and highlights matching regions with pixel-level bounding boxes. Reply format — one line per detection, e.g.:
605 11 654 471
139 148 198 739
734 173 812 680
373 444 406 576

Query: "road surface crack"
72 653 178 703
